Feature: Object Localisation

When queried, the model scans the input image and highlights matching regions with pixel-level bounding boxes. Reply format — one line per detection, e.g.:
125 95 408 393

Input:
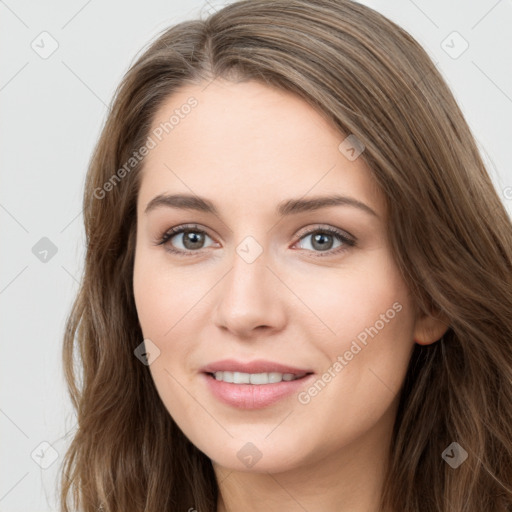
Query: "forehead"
147 79 341 157
137 79 386 220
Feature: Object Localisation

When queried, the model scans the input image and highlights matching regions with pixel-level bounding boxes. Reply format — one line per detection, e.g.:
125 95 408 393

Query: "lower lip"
202 372 315 409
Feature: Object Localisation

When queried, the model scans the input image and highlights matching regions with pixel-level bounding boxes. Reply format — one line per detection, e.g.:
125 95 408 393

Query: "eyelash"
155 223 356 258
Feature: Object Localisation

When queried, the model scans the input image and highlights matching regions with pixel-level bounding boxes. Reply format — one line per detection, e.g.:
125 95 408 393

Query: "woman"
59 1 512 511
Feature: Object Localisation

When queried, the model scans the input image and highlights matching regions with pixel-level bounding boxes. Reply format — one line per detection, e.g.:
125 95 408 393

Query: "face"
132 79 439 475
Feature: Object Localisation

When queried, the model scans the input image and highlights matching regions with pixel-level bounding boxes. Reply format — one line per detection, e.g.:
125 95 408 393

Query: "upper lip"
201 359 314 375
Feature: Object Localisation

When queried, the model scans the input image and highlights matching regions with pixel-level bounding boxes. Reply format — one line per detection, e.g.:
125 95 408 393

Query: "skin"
132 78 449 512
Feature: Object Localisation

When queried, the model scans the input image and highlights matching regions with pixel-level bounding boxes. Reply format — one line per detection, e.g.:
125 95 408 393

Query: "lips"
200 358 314 376
202 371 316 409
200 359 315 409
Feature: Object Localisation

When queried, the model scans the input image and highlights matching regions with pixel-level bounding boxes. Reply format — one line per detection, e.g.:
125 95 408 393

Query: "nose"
212 241 287 338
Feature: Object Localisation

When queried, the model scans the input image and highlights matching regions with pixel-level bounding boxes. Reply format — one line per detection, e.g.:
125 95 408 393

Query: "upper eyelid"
161 223 355 245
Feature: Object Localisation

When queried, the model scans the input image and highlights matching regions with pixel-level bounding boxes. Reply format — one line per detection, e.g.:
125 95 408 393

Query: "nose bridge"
213 231 285 334
226 233 272 304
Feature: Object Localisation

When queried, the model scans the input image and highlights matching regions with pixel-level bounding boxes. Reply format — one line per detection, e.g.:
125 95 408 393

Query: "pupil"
184 231 204 249
313 233 333 251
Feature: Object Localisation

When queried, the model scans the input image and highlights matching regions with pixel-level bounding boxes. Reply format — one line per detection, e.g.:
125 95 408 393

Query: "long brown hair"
59 1 512 510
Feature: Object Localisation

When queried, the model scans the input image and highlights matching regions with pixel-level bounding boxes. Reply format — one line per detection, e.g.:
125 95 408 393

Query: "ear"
413 307 451 346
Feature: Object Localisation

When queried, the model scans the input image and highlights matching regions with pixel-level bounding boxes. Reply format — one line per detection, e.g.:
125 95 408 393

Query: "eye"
155 224 356 258
156 224 215 256
294 226 356 257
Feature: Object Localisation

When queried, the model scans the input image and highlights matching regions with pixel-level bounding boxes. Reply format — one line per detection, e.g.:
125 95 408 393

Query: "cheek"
133 248 200 339
133 248 212 395
133 252 199 413
298 258 416 411
291 254 414 350
298 255 416 409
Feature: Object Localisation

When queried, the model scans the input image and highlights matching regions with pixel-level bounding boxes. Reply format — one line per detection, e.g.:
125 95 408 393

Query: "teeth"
212 371 305 384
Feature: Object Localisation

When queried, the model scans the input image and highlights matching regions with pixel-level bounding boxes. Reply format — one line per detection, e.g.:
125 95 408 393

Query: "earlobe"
413 309 451 346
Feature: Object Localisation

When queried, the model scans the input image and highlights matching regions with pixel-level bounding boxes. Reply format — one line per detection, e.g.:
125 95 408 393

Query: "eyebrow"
144 193 378 218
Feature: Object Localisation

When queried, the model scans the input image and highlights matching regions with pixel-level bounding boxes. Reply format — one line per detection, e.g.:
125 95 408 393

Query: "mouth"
202 370 316 409
199 359 315 408
200 358 314 380
205 371 313 385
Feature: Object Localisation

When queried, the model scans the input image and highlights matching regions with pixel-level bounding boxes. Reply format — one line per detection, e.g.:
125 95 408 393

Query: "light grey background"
1 0 511 510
